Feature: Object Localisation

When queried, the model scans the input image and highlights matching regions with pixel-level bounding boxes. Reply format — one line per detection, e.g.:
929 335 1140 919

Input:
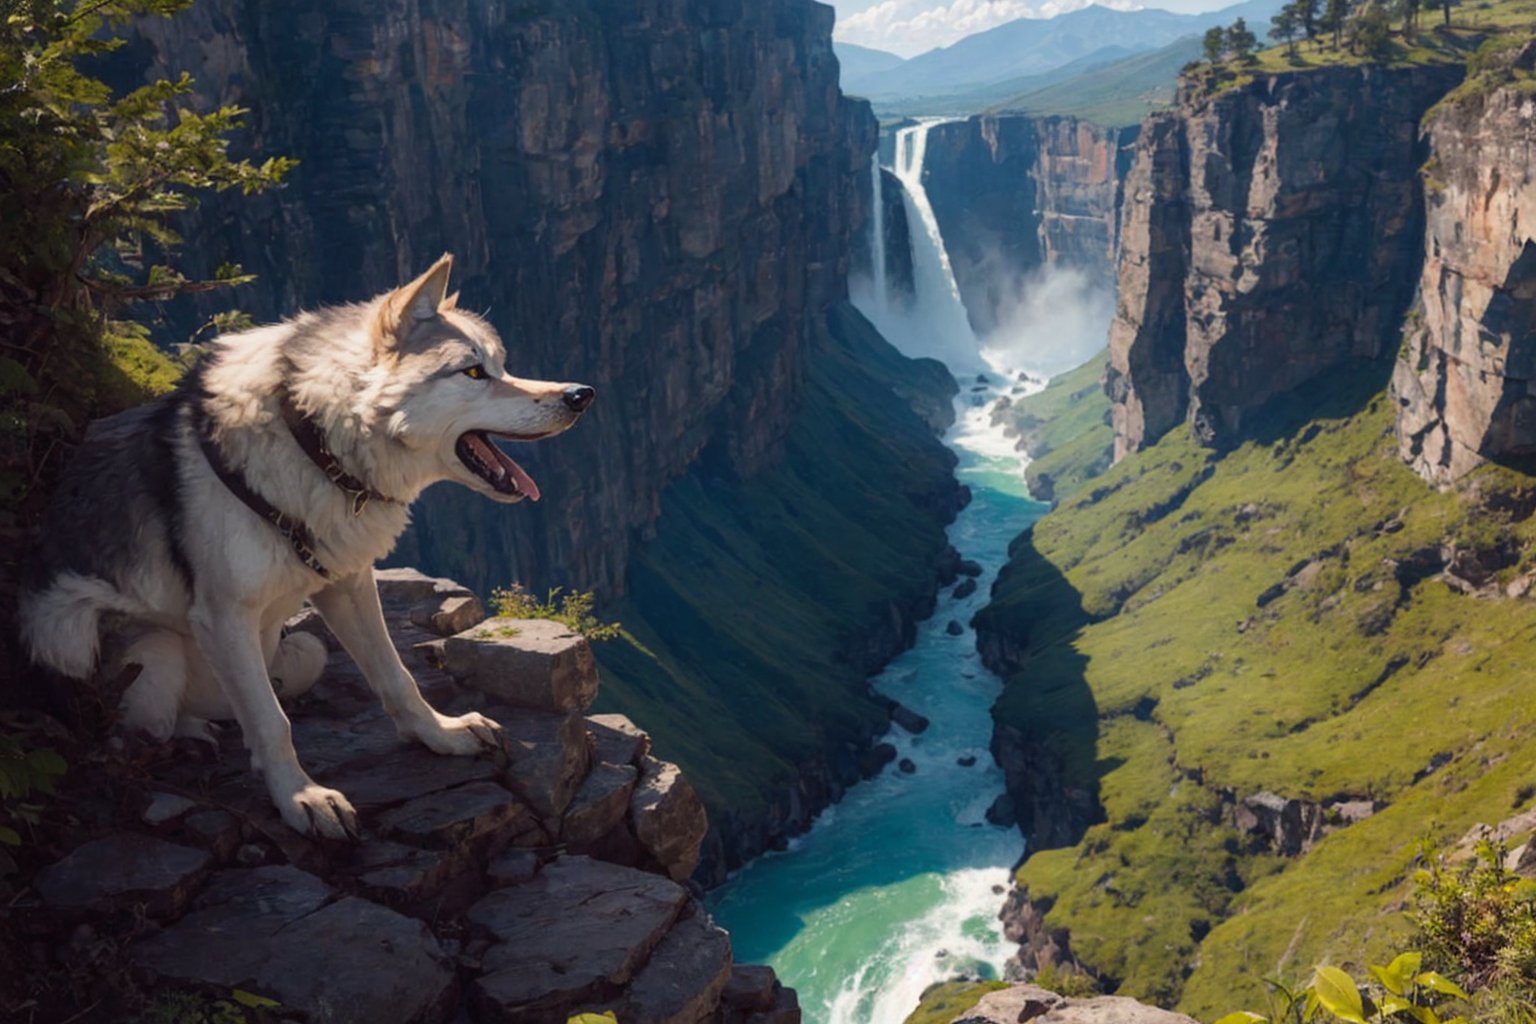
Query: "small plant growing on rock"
1213 955 1470 1024
492 584 625 642
1414 841 1536 1004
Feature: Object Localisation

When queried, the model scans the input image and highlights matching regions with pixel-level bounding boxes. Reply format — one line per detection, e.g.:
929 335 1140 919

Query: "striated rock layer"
922 114 1134 335
1108 66 1461 459
1395 85 1536 484
125 0 876 601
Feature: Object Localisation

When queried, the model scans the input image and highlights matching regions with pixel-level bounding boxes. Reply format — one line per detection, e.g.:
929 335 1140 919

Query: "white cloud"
835 0 1140 57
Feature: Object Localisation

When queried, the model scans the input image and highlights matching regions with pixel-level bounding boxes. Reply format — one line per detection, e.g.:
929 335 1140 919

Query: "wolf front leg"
310 570 503 755
188 600 359 839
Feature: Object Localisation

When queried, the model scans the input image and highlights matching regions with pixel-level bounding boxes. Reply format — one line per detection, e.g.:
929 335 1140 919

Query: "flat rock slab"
35 834 210 918
442 619 598 713
589 713 651 766
317 745 500 809
132 866 455 1024
377 780 534 849
957 987 1200 1024
631 757 709 882
344 841 456 904
614 909 733 1024
721 965 779 1014
562 762 639 847
375 567 487 637
467 856 687 1022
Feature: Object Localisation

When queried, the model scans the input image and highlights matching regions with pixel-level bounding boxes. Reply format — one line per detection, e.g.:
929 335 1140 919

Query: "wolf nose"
563 385 595 412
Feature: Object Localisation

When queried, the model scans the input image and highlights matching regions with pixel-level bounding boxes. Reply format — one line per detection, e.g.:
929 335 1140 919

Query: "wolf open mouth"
455 430 546 500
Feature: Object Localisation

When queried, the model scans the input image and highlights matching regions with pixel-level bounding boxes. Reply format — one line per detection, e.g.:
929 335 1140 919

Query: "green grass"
902 981 1010 1024
993 350 1113 504
978 372 1536 1015
593 303 960 821
991 36 1203 128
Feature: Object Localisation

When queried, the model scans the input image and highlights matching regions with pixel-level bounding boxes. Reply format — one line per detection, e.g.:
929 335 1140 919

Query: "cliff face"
1109 66 1461 458
921 115 1133 335
1395 85 1536 485
126 0 874 600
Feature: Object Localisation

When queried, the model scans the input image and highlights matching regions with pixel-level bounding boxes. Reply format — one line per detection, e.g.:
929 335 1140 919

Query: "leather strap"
192 403 336 581
278 392 400 517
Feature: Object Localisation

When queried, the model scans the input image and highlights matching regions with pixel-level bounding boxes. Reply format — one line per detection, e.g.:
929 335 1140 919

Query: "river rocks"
862 742 900 777
957 559 985 578
1110 65 1462 459
34 834 210 918
442 619 599 713
1394 83 1536 484
958 755 978 767
131 867 457 1024
946 620 966 636
892 703 932 734
899 758 918 774
952 577 979 600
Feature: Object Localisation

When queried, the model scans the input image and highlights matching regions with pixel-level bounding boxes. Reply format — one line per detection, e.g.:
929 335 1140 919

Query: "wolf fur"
17 255 593 838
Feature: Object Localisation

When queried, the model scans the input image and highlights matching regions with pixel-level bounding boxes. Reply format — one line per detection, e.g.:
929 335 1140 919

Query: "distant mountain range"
834 0 1286 105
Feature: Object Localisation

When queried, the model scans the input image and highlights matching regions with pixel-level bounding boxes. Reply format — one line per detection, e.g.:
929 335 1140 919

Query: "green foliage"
491 584 626 643
0 712 67 861
994 350 1113 504
1215 956 1469 1024
135 990 251 1024
566 1014 619 1024
1414 842 1536 993
902 981 1011 1024
0 0 291 585
1035 962 1102 998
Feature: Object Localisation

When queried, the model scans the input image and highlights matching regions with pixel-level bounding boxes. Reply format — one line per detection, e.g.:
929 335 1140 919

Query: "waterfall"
855 119 981 374
869 153 887 318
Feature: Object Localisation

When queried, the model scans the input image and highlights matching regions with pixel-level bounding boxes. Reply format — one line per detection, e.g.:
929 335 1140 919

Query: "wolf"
17 254 594 838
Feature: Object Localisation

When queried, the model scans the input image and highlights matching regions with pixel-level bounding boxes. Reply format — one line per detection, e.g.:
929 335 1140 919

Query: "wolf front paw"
274 781 359 840
401 710 505 757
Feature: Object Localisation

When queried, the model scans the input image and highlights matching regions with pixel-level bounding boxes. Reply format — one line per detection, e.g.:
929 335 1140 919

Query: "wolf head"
363 254 594 504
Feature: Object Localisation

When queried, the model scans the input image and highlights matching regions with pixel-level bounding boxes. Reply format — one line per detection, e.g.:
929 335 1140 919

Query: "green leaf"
1314 966 1368 1024
1213 1013 1268 1024
0 826 20 846
1377 995 1415 1017
1407 1005 1440 1024
231 990 282 1009
1387 953 1423 983
1412 973 1470 1001
566 1015 618 1024
1370 965 1406 998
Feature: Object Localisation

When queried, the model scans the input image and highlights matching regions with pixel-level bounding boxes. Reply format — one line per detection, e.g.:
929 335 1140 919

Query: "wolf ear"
441 291 460 311
376 253 454 348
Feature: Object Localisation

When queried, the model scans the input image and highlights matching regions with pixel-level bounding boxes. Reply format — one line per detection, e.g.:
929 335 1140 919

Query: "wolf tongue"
502 454 540 502
464 432 541 501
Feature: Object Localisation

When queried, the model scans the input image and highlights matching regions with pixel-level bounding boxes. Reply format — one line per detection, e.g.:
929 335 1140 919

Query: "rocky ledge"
950 983 1197 1024
11 569 795 1024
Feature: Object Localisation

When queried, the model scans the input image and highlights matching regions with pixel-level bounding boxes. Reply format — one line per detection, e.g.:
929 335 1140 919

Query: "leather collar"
278 392 401 517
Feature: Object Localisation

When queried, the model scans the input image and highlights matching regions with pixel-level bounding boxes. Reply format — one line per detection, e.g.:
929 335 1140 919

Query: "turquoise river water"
709 381 1049 1024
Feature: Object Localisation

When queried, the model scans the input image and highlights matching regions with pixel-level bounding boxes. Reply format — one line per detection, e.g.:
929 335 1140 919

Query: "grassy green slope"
992 36 1202 127
594 303 960 820
977 376 1536 1014
994 350 1113 504
903 981 1011 1024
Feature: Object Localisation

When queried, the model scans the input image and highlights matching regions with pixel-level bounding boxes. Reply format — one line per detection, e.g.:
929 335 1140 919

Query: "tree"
1270 4 1302 55
0 1 293 523
1321 0 1350 47
1349 1 1393 56
1294 0 1321 38
1397 0 1421 34
1225 17 1259 61
1203 23 1226 62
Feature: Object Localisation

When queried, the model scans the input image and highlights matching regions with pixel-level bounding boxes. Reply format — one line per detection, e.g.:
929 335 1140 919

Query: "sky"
831 0 1236 56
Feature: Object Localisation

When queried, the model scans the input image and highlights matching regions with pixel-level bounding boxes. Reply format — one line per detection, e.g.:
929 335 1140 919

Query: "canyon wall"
1395 82 1536 484
921 115 1133 335
1108 66 1461 458
124 0 874 601
115 0 964 879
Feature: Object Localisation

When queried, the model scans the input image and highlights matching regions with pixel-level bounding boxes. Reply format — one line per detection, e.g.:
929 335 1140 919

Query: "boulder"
957 559 984 577
35 834 210 918
630 757 709 882
131 866 455 1024
860 742 898 777
375 567 487 637
142 792 198 826
721 965 780 1015
589 713 652 766
613 908 733 1024
441 619 598 712
898 758 917 775
498 709 592 819
985 793 1018 828
946 620 965 636
345 841 458 905
467 857 688 1022
562 762 640 848
891 703 931 735
952 578 979 600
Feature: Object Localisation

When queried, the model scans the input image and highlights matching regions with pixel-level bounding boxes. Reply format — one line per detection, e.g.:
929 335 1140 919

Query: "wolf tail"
17 572 141 679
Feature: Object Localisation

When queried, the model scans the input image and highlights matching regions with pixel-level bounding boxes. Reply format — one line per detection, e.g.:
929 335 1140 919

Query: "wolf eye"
462 364 488 380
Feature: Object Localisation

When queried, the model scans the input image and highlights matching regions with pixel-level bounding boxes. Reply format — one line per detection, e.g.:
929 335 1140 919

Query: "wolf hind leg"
119 629 189 741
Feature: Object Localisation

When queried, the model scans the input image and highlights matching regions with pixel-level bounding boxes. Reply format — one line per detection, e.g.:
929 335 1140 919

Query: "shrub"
1414 841 1536 993
491 584 626 642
